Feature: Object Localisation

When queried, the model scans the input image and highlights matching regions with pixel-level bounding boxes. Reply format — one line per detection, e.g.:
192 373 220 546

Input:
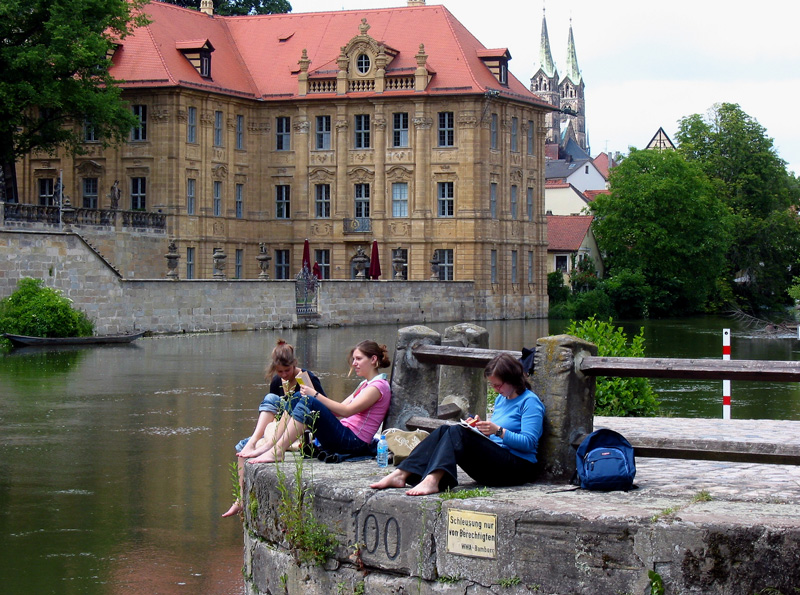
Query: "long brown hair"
484 352 530 395
265 339 298 378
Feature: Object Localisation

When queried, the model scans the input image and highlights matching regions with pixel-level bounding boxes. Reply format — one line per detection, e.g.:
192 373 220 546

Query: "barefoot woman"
371 352 543 496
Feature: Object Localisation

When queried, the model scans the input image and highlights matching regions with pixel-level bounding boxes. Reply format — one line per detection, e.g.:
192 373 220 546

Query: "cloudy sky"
289 0 800 175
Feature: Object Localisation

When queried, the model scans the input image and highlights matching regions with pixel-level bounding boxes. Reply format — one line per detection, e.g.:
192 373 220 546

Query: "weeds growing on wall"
565 316 660 417
0 277 94 350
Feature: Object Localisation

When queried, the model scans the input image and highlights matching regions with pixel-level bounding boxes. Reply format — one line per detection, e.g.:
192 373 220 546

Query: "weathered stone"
438 323 489 418
385 325 441 430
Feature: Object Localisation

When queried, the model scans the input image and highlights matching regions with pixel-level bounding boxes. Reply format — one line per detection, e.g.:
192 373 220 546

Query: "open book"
295 370 313 390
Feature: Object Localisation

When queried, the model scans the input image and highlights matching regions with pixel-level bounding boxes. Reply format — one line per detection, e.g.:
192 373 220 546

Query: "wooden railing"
408 344 800 465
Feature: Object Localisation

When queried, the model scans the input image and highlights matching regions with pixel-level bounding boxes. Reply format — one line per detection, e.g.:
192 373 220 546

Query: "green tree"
0 0 149 201
155 0 292 15
591 148 731 316
677 103 800 313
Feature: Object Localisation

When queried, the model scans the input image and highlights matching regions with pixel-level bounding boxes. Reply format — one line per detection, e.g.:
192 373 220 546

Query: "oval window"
356 53 371 75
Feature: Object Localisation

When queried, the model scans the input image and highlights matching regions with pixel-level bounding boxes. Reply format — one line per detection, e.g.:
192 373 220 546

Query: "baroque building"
530 8 587 158
11 0 554 318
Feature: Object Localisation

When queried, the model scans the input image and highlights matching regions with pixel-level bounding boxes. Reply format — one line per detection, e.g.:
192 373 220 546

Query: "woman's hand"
475 420 500 437
299 384 318 398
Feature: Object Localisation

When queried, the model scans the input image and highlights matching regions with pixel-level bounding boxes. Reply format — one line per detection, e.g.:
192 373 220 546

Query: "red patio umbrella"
368 240 381 280
301 238 311 273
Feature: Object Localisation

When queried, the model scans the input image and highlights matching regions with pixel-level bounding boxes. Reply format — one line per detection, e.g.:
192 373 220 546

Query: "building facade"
12 1 554 318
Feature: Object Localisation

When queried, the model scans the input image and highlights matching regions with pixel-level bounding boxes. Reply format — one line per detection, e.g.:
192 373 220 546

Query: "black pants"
397 424 539 492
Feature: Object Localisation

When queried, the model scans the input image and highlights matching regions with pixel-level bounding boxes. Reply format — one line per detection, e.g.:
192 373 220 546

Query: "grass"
439 486 492 500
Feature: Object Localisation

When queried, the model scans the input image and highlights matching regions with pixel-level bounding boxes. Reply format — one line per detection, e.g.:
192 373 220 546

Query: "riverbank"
243 416 800 595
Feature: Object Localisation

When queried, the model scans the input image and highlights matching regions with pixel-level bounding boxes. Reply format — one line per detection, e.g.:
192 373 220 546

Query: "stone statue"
109 180 121 210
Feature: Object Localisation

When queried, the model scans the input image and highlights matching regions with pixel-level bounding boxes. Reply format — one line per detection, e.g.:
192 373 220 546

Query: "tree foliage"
155 0 292 15
591 148 731 316
676 103 800 313
565 316 660 416
0 0 149 198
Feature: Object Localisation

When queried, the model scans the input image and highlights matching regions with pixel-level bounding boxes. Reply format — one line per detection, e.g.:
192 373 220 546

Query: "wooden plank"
411 345 520 368
579 356 800 382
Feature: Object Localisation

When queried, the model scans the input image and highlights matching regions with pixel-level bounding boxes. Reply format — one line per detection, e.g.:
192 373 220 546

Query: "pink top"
339 374 392 443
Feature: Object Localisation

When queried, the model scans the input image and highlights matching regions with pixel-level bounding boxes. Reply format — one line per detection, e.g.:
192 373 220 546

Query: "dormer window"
176 39 215 79
356 53 371 75
477 48 511 87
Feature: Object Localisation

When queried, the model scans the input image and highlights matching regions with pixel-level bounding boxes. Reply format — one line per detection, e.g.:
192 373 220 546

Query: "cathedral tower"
530 8 560 145
559 19 586 151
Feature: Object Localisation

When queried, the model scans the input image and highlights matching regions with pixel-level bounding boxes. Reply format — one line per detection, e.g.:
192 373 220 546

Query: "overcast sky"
289 0 800 175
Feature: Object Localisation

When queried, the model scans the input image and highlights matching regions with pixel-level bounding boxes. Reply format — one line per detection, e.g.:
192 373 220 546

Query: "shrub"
571 288 613 320
547 271 570 304
0 278 94 347
565 316 660 416
603 269 651 319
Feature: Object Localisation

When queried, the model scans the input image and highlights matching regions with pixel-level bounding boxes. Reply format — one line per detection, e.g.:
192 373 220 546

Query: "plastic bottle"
376 434 389 468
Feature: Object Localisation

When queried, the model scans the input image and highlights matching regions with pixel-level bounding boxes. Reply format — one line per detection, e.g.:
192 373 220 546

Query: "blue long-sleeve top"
488 388 545 464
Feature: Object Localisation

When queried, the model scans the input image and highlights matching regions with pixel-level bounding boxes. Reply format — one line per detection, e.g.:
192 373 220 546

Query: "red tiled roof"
582 189 610 202
547 215 593 252
592 152 615 179
111 2 551 106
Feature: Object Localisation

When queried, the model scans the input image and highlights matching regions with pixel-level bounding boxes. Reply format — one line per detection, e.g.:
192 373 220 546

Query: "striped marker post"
722 328 731 420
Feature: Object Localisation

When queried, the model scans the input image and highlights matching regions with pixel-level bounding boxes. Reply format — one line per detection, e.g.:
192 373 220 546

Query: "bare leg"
238 411 275 458
370 468 411 490
221 459 245 517
406 470 445 496
248 417 304 464
239 415 286 459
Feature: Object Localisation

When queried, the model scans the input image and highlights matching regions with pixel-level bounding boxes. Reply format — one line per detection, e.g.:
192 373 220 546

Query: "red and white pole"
722 328 731 420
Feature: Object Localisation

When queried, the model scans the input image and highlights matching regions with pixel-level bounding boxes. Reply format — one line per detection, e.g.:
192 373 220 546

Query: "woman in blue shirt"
371 352 544 496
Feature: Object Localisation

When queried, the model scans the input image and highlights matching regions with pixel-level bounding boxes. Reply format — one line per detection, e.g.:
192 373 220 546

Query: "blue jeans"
284 393 373 456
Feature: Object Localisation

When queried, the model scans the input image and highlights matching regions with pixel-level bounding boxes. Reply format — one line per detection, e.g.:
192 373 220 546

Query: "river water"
2 316 799 594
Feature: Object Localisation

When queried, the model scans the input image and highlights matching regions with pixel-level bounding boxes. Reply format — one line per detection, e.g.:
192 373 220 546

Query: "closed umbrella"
301 238 311 273
368 239 381 280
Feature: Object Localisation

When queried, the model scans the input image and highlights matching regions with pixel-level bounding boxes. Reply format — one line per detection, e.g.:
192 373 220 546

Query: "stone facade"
9 2 551 320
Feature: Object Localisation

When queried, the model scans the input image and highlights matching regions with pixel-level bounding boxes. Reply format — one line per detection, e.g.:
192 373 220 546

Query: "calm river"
2 316 800 594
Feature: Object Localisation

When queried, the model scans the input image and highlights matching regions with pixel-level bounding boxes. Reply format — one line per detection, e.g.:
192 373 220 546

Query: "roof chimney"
200 0 213 15
408 0 426 6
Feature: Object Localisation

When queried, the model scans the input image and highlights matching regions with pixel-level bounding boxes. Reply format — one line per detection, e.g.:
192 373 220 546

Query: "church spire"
564 18 582 85
536 7 557 78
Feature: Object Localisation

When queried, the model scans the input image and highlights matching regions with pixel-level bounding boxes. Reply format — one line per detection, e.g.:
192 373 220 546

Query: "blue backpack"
575 429 636 491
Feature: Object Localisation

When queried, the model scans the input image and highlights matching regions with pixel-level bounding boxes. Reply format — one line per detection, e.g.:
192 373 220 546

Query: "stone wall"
0 230 526 333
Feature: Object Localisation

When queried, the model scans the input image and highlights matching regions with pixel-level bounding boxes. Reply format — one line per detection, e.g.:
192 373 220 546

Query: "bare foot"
370 469 409 490
247 451 282 464
221 501 242 517
406 475 441 496
238 444 256 458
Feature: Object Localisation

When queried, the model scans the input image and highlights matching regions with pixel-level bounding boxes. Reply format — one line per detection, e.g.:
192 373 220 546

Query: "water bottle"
376 434 389 468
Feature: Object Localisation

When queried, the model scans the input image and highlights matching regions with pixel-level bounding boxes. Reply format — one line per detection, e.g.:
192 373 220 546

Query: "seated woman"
370 352 544 496
245 340 391 464
222 339 326 517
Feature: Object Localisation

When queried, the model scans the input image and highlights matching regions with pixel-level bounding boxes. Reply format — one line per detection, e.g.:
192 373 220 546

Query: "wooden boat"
3 331 145 348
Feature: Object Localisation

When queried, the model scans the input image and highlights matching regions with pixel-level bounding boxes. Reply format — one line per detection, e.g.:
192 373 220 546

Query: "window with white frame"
83 120 97 143
276 116 290 150
354 114 370 149
315 184 330 218
275 249 290 279
213 180 222 216
186 247 195 279
187 107 197 143
392 182 408 217
437 181 454 217
38 178 55 205
354 183 370 218
130 177 146 210
511 117 519 152
438 248 454 280
235 249 243 279
438 111 454 147
276 185 290 219
314 249 330 279
235 183 243 219
214 110 223 147
187 178 196 215
82 178 98 209
510 185 518 219
555 254 569 272
131 105 147 141
392 112 409 147
315 115 331 150
511 249 518 283
236 115 244 150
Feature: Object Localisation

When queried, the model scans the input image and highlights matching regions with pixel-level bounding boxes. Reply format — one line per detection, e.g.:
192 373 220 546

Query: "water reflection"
2 317 800 594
